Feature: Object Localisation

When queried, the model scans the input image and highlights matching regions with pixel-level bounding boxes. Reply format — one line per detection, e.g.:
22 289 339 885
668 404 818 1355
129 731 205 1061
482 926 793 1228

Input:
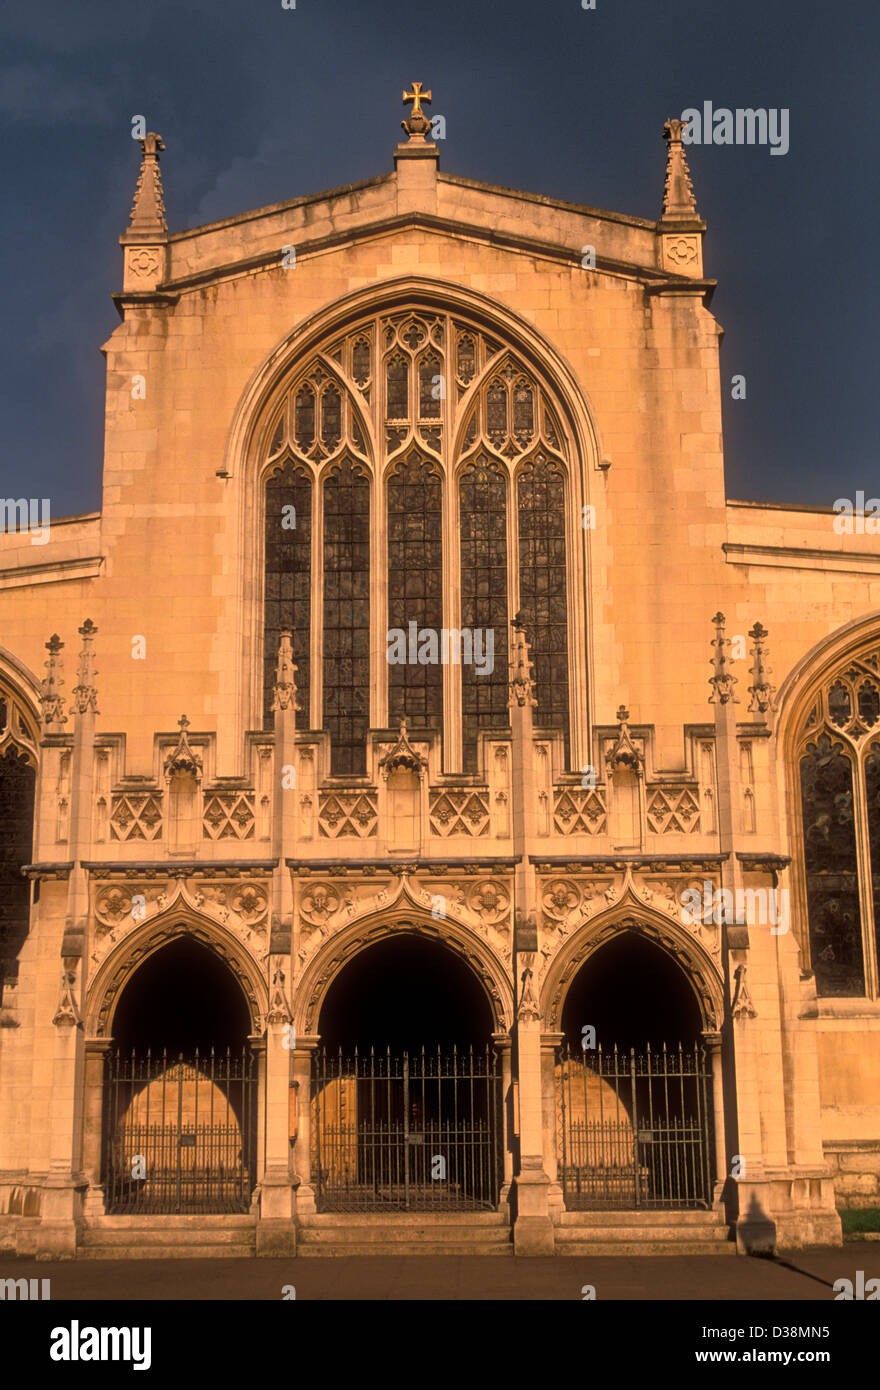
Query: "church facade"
2 91 879 1259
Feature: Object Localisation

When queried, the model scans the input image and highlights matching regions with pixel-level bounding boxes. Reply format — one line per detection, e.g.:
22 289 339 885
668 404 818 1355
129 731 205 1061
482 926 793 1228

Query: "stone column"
82 1038 111 1219
290 1037 319 1214
541 1031 566 1217
38 620 99 1258
256 964 296 1256
40 962 87 1258
710 613 775 1253
702 1029 726 1205
493 1032 514 1210
507 620 554 1253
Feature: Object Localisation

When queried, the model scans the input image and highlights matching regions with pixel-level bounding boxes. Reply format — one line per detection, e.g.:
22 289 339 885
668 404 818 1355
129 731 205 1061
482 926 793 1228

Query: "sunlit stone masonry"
1 92 879 1259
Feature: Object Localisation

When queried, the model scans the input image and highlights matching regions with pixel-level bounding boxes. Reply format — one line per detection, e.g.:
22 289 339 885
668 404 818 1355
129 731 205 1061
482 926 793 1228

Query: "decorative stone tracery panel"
429 789 490 836
203 792 255 840
553 787 606 834
646 786 701 834
110 793 163 841
318 791 378 838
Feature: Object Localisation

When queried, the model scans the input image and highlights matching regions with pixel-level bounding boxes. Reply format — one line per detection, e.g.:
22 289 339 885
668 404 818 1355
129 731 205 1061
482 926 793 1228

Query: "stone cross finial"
125 131 167 239
70 620 99 716
661 116 699 221
272 630 300 714
747 622 776 716
708 612 738 705
40 633 67 730
402 82 432 138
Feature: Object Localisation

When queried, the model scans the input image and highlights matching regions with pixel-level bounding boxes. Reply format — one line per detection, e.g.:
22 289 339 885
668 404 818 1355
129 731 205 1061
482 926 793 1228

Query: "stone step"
556 1227 731 1245
552 1239 736 1257
299 1226 509 1246
299 1211 507 1228
81 1225 255 1247
558 1209 723 1227
299 1241 513 1257
298 1210 512 1256
79 1243 255 1260
86 1214 255 1229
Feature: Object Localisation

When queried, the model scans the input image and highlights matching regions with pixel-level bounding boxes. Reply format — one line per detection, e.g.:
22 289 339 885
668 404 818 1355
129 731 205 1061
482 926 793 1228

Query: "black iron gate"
103 1047 257 1214
557 1042 713 1210
312 1045 502 1212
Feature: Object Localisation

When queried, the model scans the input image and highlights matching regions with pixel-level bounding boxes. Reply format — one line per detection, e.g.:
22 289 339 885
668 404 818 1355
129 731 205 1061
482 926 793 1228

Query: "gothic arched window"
796 647 880 996
0 688 37 996
264 460 312 726
387 452 443 734
261 309 581 777
459 457 509 773
323 458 371 776
517 455 570 760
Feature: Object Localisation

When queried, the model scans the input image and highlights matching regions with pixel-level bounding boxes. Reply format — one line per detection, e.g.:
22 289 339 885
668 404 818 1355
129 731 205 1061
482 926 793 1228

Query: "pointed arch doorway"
556 931 715 1211
102 937 259 1215
312 933 503 1212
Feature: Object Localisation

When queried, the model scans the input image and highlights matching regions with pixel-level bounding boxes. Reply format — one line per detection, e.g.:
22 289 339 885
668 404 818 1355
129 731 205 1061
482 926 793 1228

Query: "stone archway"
86 908 268 1040
541 901 723 1036
85 912 268 1217
295 905 514 1039
541 906 723 1213
298 912 512 1214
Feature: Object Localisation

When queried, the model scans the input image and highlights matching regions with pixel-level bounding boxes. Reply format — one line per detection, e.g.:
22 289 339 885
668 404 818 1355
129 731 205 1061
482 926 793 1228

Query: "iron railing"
312 1044 502 1212
103 1047 257 1214
556 1042 713 1210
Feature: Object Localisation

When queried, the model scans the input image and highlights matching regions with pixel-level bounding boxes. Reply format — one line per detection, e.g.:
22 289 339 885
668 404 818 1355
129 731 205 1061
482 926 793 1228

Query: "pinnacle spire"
124 131 167 240
661 117 699 222
70 620 99 717
40 633 67 731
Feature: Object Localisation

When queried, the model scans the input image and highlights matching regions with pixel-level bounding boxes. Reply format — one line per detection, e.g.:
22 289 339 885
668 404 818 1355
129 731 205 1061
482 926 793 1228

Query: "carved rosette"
294 870 513 969
90 876 270 964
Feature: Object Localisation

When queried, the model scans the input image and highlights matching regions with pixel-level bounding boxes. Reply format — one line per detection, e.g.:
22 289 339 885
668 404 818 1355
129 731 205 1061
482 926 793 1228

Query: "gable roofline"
154 210 709 303
167 168 660 245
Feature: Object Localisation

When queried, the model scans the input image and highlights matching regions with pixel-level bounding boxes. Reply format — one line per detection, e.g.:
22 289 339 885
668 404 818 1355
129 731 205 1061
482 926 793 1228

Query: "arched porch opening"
310 931 503 1213
101 935 258 1215
554 931 715 1212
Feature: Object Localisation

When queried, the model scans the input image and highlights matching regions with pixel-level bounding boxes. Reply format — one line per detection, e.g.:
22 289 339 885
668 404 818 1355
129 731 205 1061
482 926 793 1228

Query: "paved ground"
4 1241 880 1300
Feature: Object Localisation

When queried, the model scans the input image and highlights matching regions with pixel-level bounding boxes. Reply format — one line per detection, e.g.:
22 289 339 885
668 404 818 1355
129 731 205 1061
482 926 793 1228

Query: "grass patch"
841 1208 880 1234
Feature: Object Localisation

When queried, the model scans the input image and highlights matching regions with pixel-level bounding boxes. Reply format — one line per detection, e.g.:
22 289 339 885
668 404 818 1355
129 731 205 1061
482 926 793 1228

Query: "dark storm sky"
1 0 876 519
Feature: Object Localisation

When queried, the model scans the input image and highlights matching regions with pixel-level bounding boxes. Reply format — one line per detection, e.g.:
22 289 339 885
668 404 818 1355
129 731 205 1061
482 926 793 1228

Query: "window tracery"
797 644 880 995
261 308 578 775
0 687 37 994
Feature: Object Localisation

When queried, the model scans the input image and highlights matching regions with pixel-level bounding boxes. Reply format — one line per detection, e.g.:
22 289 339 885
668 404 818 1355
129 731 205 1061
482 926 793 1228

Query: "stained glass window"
418 353 442 419
323 458 371 775
294 387 315 450
517 456 569 760
387 355 408 419
486 382 506 444
387 454 443 733
264 314 576 777
0 742 35 991
456 333 476 386
513 382 534 441
459 457 509 772
866 743 880 976
799 733 864 996
321 385 341 450
264 462 312 726
352 338 371 388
